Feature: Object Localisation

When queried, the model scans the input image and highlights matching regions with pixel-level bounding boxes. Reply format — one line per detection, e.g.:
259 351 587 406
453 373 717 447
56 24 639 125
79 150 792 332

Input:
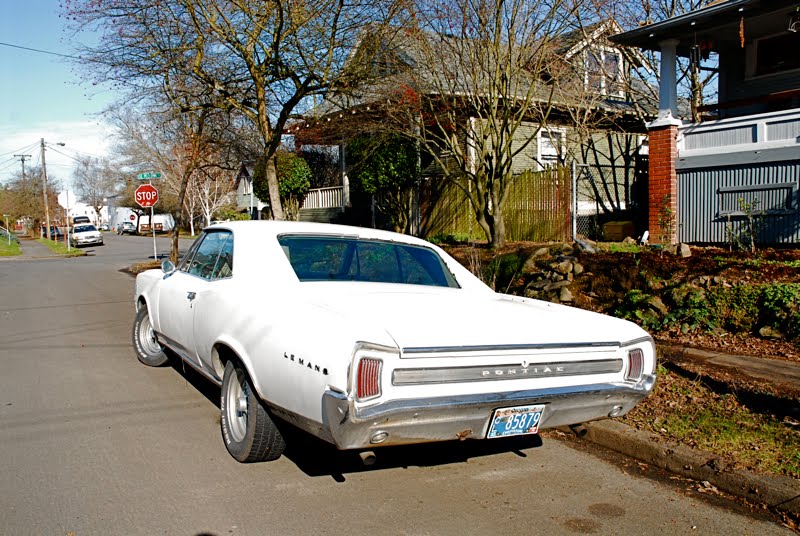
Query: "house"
292 20 652 240
611 0 800 245
233 160 347 222
233 162 270 220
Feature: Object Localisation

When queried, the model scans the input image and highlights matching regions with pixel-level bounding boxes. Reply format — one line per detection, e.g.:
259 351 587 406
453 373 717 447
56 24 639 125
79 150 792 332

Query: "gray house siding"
677 159 800 244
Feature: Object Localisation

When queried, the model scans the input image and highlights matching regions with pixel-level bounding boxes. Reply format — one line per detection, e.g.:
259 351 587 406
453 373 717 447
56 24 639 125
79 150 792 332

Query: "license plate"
487 404 545 438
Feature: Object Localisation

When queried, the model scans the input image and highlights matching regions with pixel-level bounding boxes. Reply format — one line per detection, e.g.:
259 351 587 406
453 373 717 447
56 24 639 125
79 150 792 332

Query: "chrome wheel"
137 313 162 356
220 360 286 462
132 306 168 367
224 368 249 443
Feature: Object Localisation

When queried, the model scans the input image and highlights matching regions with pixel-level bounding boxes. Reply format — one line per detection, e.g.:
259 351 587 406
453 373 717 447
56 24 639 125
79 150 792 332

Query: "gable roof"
297 20 644 129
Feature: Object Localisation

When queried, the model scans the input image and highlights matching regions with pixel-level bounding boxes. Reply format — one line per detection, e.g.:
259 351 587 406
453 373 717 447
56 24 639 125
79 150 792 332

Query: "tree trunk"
264 156 284 220
490 208 506 249
171 168 193 263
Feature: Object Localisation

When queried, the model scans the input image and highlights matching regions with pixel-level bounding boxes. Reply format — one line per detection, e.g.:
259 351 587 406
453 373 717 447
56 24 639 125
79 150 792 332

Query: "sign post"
135 183 160 259
57 191 75 252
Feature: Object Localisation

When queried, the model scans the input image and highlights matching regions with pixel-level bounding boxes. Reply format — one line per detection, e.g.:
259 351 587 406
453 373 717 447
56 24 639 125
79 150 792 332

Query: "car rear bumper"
321 375 656 450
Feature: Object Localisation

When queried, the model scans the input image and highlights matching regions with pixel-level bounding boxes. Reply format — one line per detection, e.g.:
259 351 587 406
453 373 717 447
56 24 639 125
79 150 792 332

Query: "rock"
544 280 571 291
573 263 584 276
679 243 692 257
522 257 540 273
574 239 596 254
559 287 574 302
533 247 550 258
647 296 669 316
623 236 636 245
561 244 575 256
554 260 573 275
528 279 550 290
759 326 784 339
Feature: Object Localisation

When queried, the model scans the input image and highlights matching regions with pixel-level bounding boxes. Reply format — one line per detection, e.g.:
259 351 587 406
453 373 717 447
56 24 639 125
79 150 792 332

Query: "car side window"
180 230 233 281
210 233 234 280
177 235 204 273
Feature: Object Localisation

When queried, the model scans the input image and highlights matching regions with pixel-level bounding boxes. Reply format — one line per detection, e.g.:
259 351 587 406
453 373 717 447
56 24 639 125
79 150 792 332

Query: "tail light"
357 358 382 400
625 348 644 381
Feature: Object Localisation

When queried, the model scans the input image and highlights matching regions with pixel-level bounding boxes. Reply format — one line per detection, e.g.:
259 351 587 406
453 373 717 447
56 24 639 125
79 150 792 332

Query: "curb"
580 420 800 516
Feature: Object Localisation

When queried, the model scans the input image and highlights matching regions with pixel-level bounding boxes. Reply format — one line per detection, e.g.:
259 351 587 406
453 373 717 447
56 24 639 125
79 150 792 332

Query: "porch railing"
678 108 800 157
301 186 343 210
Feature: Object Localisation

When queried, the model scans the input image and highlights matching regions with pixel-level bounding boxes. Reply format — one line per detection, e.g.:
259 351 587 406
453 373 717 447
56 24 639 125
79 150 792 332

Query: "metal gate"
573 159 647 241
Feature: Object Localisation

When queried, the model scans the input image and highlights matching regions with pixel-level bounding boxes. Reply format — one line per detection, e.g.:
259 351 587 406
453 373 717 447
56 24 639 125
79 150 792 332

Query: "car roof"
200 220 493 294
204 220 435 247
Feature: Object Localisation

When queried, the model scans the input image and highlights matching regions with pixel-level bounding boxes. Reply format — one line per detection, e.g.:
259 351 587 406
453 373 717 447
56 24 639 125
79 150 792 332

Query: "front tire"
132 306 169 366
220 360 286 463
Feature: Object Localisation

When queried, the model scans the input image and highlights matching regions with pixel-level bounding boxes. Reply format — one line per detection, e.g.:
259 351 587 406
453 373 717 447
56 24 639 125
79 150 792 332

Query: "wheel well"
212 344 238 380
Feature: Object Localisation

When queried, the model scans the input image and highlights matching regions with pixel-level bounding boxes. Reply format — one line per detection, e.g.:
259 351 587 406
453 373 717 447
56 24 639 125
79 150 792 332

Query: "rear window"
278 235 459 288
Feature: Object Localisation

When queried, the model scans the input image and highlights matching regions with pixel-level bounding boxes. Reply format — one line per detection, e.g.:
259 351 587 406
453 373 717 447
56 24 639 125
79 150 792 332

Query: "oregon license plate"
487 404 545 438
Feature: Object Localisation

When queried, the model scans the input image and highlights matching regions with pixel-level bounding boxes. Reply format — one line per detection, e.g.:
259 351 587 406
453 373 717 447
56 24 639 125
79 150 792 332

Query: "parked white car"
70 224 103 247
132 221 656 463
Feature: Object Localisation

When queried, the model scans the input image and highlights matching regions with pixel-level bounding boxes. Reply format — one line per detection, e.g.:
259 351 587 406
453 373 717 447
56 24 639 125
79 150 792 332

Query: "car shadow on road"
281 425 543 481
165 352 545 481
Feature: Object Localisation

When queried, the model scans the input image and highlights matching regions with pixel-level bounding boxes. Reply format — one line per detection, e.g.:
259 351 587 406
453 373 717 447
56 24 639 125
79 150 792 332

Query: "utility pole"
40 139 51 240
14 154 32 179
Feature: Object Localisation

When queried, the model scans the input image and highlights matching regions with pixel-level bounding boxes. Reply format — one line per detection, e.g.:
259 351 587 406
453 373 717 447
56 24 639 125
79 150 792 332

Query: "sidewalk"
9 237 60 260
658 341 800 392
582 343 800 517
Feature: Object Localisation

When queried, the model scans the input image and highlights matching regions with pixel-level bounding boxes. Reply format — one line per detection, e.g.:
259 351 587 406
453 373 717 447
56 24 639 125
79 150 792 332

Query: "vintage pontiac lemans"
132 221 656 463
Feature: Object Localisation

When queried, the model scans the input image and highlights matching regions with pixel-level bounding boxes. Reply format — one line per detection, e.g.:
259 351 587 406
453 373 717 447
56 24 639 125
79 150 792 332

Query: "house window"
537 129 564 169
755 32 800 76
585 48 623 97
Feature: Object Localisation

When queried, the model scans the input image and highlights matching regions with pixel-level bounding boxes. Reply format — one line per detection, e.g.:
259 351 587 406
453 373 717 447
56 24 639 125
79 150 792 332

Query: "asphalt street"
0 232 793 535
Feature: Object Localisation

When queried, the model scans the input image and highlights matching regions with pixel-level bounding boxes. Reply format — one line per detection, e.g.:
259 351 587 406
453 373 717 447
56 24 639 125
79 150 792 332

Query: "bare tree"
0 167 59 236
187 167 235 232
350 0 582 248
72 157 120 221
110 104 241 258
66 0 406 224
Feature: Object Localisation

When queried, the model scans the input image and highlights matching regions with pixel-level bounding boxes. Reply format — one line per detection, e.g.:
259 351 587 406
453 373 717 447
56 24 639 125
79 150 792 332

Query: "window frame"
583 46 625 98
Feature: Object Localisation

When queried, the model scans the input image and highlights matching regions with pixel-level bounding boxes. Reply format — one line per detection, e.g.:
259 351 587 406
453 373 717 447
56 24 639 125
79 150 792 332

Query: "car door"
157 231 230 366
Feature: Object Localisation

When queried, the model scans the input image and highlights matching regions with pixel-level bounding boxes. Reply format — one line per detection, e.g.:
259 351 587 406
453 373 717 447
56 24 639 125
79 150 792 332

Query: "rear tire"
132 306 169 367
220 361 286 462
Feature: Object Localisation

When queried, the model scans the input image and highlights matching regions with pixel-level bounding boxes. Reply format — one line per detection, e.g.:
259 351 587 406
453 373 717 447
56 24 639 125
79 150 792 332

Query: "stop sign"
135 184 159 208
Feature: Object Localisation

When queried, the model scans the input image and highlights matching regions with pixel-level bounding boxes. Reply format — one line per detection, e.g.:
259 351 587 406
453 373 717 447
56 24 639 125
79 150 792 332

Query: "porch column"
656 39 680 122
647 39 682 245
339 143 350 209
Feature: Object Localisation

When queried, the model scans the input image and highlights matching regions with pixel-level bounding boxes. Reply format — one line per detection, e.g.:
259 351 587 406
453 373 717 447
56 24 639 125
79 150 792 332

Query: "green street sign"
137 172 162 180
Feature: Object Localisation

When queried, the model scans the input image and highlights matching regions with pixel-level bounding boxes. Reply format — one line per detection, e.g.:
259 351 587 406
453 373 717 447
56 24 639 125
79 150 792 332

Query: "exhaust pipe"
569 423 588 439
359 450 377 466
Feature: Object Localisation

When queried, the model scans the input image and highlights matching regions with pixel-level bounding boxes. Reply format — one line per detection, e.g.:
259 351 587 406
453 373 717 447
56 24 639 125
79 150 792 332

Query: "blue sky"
0 0 116 188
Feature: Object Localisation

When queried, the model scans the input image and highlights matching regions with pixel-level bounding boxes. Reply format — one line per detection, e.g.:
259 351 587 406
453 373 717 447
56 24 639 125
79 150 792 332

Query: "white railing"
301 186 344 210
678 108 800 157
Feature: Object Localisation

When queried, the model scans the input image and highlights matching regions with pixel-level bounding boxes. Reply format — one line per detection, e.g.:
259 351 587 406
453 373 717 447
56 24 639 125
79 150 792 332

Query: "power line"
0 41 82 61
0 142 39 158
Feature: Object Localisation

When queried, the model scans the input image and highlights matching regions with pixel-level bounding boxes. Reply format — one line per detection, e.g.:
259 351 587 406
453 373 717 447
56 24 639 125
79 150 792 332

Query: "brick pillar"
647 124 678 244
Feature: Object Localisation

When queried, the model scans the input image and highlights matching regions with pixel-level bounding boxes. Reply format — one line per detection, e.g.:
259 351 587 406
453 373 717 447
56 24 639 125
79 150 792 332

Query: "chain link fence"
573 160 647 241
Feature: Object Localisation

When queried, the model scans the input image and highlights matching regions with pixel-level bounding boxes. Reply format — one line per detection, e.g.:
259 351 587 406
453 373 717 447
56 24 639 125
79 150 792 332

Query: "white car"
132 221 656 463
70 224 104 247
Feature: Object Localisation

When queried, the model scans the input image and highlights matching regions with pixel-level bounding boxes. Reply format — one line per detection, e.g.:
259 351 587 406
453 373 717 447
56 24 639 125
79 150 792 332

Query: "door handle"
187 291 196 301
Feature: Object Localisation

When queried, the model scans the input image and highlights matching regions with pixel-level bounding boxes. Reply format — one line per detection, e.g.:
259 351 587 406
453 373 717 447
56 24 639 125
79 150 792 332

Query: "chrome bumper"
321 374 656 450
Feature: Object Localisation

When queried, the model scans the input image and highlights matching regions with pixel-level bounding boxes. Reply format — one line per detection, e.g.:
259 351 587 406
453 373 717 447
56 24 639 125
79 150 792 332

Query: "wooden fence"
419 167 572 242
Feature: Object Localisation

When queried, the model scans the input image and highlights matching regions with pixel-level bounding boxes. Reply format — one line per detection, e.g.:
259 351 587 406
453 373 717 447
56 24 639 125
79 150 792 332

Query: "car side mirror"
161 260 176 276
